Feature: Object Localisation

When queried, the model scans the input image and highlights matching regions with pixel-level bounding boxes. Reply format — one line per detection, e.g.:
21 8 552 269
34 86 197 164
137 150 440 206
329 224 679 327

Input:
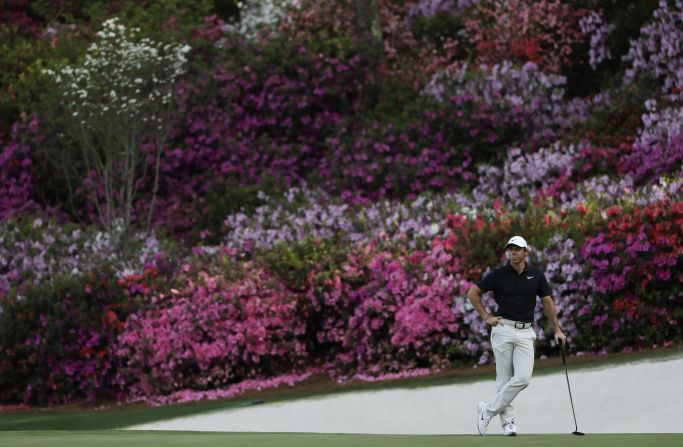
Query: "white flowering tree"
236 0 301 39
44 18 190 255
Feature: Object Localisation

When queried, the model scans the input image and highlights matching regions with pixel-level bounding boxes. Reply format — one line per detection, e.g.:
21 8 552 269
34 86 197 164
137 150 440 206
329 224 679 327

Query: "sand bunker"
127 354 683 434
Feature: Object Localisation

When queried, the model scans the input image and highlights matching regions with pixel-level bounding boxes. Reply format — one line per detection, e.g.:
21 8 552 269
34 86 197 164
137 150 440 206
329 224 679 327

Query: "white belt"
502 319 533 329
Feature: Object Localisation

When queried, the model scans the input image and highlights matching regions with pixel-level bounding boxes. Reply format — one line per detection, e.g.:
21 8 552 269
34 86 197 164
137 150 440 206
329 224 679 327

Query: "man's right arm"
467 284 503 326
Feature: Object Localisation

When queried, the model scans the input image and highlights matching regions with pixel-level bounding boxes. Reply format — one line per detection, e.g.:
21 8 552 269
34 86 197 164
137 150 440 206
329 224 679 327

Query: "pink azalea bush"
301 235 487 378
0 1 43 37
114 264 308 399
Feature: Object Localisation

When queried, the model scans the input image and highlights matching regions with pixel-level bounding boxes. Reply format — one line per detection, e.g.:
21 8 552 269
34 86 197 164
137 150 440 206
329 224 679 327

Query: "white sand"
126 354 683 434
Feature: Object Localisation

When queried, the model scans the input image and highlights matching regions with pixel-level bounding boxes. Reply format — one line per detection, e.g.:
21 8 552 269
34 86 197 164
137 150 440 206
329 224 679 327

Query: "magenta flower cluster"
409 0 479 19
0 115 41 221
576 201 683 351
114 268 307 399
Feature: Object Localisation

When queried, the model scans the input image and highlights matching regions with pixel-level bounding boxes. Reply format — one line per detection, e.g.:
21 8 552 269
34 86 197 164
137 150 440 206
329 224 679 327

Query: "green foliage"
410 11 468 58
86 0 214 41
261 237 350 291
574 77 658 147
358 76 423 127
0 24 92 135
211 0 241 21
189 176 285 246
565 0 658 98
29 0 98 23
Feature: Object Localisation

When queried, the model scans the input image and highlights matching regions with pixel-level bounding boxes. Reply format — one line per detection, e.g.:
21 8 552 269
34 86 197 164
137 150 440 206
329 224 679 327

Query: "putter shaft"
561 344 584 435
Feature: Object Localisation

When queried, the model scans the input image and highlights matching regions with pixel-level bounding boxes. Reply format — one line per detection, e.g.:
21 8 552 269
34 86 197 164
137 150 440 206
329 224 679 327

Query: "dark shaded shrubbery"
0 271 135 404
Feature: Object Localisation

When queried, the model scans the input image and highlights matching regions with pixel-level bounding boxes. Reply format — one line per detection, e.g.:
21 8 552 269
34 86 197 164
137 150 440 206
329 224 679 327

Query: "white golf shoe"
477 401 491 436
503 421 518 436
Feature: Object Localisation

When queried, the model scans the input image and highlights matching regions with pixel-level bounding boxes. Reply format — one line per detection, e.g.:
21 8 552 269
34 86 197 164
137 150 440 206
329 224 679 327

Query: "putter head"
572 431 585 436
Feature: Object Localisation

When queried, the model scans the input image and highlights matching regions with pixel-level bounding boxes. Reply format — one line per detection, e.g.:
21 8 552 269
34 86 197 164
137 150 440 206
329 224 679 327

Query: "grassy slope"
1 432 683 447
0 346 681 431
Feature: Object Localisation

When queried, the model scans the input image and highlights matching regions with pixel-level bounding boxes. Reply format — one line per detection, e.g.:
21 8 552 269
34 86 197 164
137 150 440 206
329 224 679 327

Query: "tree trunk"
353 0 384 106
353 0 383 67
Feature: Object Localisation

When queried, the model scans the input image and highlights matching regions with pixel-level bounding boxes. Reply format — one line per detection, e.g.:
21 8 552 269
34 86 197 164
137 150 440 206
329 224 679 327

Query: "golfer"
466 235 566 436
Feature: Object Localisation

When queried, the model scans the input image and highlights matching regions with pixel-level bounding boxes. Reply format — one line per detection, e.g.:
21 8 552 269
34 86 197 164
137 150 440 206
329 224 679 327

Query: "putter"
560 342 585 436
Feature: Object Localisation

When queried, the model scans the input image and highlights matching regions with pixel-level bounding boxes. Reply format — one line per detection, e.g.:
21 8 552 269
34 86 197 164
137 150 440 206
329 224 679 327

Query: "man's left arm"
541 295 567 346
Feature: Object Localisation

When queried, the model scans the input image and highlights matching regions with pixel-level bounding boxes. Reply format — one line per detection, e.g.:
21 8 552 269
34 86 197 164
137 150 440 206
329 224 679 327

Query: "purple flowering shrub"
166 43 365 180
618 101 683 184
560 174 635 211
623 0 683 100
424 62 602 145
0 217 170 299
324 118 471 203
325 92 530 204
620 134 683 185
114 265 308 400
143 43 367 235
473 143 580 209
530 234 583 352
577 201 683 352
0 115 41 221
579 10 615 70
222 183 481 255
409 0 480 19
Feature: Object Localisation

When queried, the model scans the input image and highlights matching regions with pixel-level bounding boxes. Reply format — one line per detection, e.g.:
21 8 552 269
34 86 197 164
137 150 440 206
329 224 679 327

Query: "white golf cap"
506 235 528 249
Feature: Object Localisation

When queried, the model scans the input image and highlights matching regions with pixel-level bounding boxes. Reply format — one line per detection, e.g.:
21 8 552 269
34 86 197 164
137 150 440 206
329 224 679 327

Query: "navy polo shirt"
476 262 552 323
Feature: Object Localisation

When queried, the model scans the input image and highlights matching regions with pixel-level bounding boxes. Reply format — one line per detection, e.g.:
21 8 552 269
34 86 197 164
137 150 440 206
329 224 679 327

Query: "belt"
502 319 533 329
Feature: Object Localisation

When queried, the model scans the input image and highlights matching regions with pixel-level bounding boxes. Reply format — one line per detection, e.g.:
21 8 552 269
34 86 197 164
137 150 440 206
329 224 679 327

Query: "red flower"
511 38 542 63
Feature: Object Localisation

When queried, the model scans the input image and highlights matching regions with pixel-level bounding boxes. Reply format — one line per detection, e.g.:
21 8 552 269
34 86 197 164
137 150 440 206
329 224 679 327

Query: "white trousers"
484 323 536 426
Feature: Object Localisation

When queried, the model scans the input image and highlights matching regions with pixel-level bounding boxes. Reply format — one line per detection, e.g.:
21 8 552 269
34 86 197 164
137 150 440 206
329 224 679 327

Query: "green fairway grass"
1 431 682 447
